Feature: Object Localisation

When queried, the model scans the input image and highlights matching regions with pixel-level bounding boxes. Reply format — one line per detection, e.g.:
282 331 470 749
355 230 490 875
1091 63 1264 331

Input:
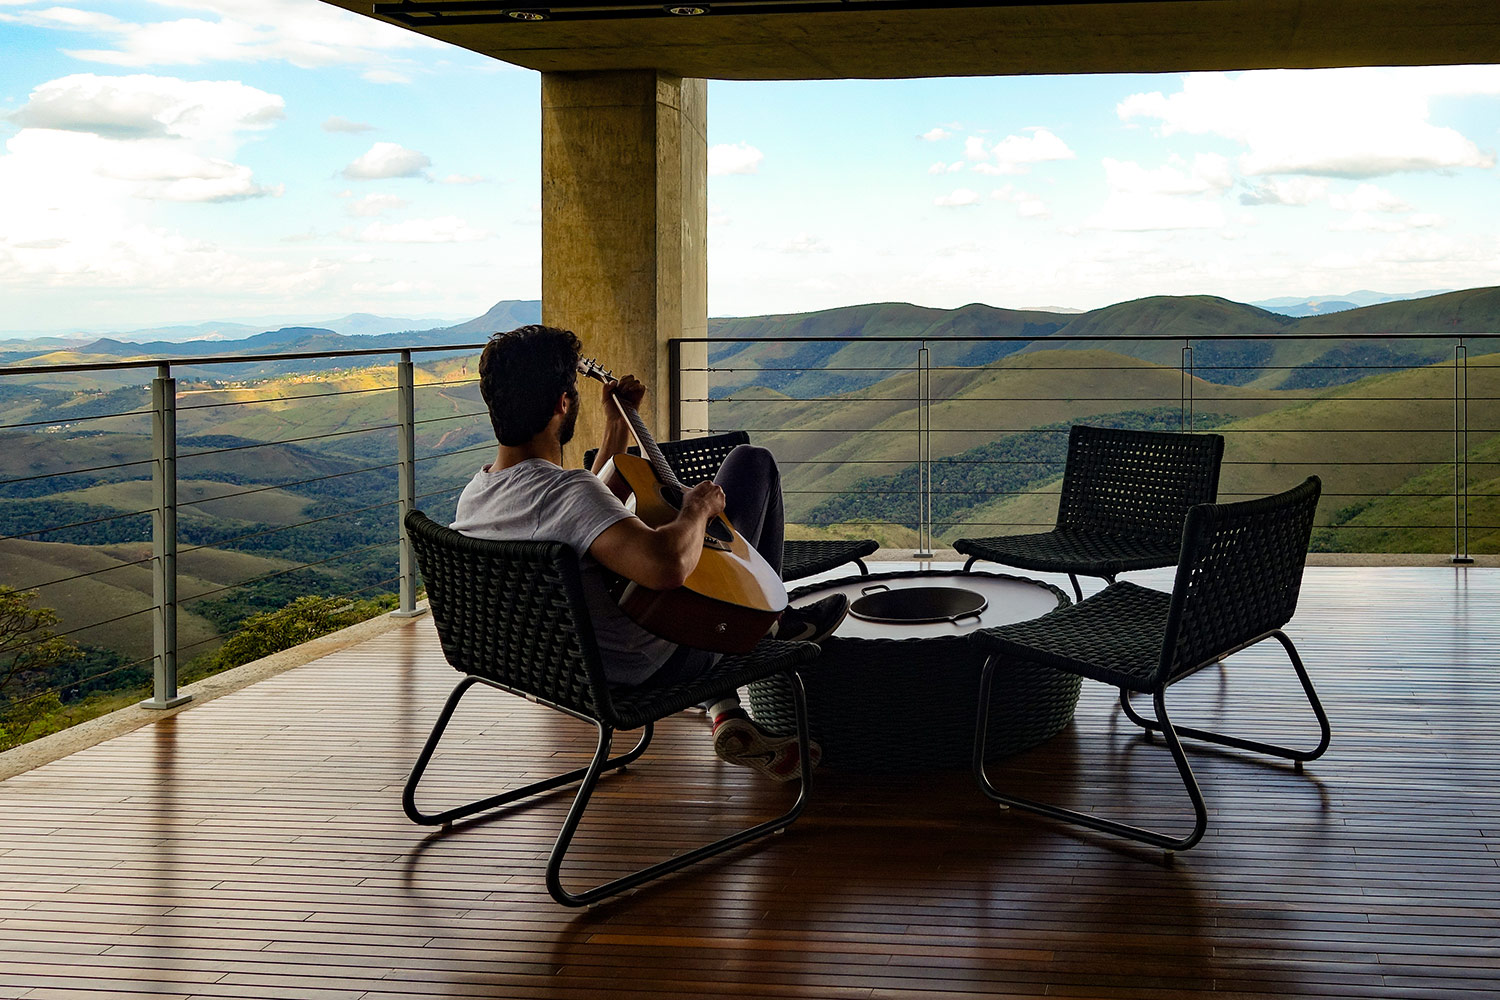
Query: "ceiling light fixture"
375 1 1182 29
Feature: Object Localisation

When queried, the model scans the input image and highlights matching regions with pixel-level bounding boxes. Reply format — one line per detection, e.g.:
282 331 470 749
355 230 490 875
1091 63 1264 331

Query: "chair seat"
782 539 879 582
607 638 819 730
969 581 1171 693
955 528 1181 578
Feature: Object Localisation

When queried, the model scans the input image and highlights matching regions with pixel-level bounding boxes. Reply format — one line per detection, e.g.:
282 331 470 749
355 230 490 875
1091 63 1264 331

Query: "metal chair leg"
974 654 1207 852
962 555 979 572
1066 573 1084 603
403 676 651 827
853 558 870 576
1118 630 1331 764
547 669 814 907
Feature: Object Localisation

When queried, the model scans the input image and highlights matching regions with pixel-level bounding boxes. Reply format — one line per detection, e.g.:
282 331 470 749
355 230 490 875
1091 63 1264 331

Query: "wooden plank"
0 567 1496 1000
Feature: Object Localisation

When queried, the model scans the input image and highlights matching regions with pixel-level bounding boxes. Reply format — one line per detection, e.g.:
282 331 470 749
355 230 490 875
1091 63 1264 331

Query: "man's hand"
681 480 726 522
590 479 727 592
593 372 646 492
603 374 645 420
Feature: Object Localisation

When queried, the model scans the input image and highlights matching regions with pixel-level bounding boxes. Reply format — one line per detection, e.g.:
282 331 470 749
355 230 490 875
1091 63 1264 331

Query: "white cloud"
1329 183 1411 213
919 127 952 142
0 6 127 31
708 142 763 176
1119 67 1500 178
322 115 372 133
52 0 440 79
1085 157 1228 231
991 184 1049 219
1103 154 1233 197
963 127 1075 175
760 234 829 254
1331 211 1443 233
347 193 406 217
362 68 409 85
990 128 1076 174
1239 177 1329 206
2 75 283 206
934 188 982 207
928 160 962 174
8 72 284 140
0 72 300 304
342 141 430 180
358 216 488 243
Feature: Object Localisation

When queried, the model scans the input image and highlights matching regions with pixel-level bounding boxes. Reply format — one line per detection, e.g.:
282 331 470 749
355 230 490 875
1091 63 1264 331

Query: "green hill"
926 352 1499 553
716 348 1304 524
701 287 1500 399
708 301 1072 399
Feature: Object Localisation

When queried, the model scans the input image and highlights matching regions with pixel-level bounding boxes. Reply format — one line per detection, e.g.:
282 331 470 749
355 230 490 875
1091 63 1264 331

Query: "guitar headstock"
576 356 613 384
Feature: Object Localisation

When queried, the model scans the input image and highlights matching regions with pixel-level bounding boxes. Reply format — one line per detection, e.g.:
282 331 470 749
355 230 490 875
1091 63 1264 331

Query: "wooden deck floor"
2 566 1498 1000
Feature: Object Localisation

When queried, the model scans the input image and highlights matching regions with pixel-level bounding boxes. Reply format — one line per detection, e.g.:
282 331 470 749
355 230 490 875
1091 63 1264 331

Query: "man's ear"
555 390 572 416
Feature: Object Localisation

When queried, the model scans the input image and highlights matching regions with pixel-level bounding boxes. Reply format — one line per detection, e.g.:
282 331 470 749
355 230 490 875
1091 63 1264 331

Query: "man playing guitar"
451 325 845 781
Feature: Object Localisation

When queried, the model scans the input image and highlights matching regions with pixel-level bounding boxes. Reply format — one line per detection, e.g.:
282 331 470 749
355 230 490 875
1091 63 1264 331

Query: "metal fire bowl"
847 584 988 626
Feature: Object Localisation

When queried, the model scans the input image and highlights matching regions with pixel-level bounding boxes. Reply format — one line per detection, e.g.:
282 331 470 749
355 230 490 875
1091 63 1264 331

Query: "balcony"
2 334 1498 997
2 563 1498 998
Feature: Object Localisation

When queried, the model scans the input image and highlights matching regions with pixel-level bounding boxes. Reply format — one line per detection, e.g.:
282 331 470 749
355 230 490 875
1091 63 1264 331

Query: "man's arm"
589 374 644 502
588 480 725 590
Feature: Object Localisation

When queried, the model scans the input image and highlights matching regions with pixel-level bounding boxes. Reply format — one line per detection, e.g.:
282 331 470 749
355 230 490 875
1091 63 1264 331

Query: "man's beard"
558 390 579 445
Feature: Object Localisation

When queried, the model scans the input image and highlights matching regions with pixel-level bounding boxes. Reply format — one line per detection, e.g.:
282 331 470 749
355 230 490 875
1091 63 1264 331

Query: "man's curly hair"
478 325 582 447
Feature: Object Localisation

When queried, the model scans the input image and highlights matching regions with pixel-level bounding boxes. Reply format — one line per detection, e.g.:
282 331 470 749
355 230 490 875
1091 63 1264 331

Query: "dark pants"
648 444 783 687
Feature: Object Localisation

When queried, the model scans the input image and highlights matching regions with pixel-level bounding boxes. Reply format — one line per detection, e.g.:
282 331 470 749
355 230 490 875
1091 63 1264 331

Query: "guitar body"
604 452 787 654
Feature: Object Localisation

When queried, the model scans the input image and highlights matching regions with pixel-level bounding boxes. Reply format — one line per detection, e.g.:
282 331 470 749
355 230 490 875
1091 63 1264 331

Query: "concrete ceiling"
320 0 1500 80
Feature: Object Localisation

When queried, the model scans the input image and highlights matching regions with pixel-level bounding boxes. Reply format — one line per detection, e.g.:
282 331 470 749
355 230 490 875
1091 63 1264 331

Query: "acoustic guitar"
576 357 788 654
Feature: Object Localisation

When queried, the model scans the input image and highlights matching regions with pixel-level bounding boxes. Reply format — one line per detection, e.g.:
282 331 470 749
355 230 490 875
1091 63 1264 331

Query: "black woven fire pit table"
747 568 1079 772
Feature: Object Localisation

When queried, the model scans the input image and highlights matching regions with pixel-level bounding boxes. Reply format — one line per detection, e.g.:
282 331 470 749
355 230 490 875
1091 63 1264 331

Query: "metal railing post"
915 342 934 559
143 364 189 709
1453 340 1473 565
393 351 425 615
1180 342 1195 431
668 338 683 441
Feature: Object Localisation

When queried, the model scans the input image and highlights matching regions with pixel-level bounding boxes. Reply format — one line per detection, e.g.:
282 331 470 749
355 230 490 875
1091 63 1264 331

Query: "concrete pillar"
541 70 708 466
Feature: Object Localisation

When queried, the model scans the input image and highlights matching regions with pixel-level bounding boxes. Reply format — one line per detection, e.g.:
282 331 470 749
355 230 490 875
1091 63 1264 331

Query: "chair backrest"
659 430 750 484
583 430 749 483
1158 476 1322 683
1056 425 1225 541
405 510 612 721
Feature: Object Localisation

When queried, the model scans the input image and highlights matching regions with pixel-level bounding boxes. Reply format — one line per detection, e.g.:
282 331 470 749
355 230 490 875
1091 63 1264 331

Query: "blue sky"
2 1 1499 334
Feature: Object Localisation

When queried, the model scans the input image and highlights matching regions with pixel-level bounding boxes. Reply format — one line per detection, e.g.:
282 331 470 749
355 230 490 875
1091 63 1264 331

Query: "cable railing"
0 344 492 736
2 330 1495 746
671 332 1496 562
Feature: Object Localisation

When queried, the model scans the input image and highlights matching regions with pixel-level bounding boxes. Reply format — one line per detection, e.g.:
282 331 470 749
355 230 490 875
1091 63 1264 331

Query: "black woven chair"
969 476 1331 853
402 510 820 907
586 430 880 582
954 425 1225 602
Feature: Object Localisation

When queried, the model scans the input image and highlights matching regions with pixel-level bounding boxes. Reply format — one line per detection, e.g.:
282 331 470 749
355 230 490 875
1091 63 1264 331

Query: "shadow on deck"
2 566 1498 999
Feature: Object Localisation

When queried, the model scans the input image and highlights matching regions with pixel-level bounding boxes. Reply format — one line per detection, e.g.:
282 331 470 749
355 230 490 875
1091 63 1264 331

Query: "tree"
0 587 81 751
212 593 397 672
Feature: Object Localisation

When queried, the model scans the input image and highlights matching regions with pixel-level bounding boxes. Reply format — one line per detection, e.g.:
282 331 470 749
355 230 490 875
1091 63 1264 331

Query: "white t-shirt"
451 458 675 686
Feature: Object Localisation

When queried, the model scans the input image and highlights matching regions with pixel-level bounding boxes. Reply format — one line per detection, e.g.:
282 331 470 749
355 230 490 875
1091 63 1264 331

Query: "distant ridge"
702 286 1500 396
11 289 1498 393
1252 289 1452 317
1 301 543 380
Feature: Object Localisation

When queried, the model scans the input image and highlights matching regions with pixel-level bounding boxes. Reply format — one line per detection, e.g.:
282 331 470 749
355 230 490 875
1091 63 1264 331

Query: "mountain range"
6 287 1498 395
1250 289 1452 317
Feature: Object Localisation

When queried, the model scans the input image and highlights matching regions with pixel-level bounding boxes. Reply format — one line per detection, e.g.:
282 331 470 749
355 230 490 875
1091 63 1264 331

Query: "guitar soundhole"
659 484 684 510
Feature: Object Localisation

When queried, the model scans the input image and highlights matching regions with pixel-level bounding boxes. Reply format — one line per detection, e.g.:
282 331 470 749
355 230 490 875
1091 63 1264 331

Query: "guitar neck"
610 395 684 490
577 358 683 489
